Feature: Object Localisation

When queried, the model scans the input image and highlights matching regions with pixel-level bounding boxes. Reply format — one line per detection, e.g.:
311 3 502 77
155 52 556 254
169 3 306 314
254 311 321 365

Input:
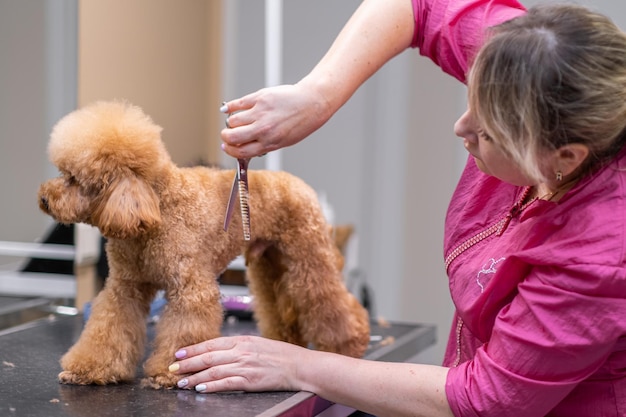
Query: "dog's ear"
96 176 161 239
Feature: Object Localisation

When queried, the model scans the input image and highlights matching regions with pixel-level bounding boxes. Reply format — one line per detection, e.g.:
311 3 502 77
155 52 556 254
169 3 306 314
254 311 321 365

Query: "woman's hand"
220 81 332 159
168 335 305 393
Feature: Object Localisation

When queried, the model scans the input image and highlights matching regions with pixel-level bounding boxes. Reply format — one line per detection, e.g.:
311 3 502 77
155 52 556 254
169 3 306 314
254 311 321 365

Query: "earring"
556 171 563 182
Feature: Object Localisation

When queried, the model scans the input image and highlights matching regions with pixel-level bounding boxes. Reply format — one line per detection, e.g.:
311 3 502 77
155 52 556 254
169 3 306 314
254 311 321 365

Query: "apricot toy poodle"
38 101 370 388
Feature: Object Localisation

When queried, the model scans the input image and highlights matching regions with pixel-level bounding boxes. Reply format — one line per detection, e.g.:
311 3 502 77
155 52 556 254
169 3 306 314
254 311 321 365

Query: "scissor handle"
237 158 249 183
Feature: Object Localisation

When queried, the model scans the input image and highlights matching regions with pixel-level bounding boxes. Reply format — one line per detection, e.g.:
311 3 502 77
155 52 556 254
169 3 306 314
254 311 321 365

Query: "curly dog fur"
38 101 370 388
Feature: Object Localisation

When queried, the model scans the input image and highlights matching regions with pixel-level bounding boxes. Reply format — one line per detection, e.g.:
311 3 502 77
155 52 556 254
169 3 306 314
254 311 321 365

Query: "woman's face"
454 107 535 186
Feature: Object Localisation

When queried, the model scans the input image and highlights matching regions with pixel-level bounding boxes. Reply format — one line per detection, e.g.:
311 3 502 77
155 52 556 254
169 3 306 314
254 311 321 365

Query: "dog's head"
38 101 171 239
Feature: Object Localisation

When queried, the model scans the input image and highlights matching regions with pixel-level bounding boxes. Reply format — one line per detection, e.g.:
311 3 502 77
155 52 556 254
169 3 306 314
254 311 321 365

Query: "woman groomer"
169 0 626 415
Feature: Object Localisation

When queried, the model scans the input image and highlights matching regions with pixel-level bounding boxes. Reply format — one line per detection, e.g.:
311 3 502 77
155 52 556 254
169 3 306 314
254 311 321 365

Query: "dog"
38 100 370 388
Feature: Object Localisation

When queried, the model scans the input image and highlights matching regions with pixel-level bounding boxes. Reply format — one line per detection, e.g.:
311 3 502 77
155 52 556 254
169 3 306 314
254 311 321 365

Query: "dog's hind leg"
247 241 370 358
142 273 224 389
58 281 156 385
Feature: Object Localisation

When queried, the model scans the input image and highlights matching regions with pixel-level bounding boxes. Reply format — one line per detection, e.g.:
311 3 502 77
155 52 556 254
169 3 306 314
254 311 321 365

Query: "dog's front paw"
140 373 178 390
58 370 128 386
59 341 140 385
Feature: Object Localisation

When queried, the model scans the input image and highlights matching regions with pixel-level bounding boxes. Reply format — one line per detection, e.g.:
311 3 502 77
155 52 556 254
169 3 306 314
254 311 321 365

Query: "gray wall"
0 0 77 267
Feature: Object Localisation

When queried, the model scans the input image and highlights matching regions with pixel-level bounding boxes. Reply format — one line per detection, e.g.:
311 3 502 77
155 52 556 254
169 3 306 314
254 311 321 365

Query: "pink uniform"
410 0 626 416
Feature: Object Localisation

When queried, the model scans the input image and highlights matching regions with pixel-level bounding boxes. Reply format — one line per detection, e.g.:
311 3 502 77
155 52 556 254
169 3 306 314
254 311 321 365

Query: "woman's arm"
220 0 415 159
169 335 454 417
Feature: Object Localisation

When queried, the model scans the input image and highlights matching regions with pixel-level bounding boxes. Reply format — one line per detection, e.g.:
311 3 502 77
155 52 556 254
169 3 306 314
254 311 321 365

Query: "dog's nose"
40 196 50 212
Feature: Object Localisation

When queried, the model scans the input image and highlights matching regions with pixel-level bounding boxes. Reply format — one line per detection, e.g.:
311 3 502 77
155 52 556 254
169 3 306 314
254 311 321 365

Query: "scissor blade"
223 174 239 231
237 158 251 241
238 179 251 240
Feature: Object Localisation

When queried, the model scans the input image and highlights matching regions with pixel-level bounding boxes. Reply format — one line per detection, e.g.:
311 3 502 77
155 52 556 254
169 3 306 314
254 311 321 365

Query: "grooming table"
0 310 435 417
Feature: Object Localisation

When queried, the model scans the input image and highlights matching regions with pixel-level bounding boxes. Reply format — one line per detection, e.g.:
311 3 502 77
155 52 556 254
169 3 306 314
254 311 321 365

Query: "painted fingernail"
175 349 187 359
220 103 229 113
221 143 226 152
168 363 180 372
177 378 189 388
195 384 207 392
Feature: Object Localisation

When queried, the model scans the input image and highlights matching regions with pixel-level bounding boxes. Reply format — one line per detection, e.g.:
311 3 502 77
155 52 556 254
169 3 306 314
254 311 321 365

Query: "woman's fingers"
176 361 251 392
170 335 266 374
173 336 243 362
169 336 300 393
221 122 273 157
222 90 261 115
219 84 327 159
220 101 277 158
169 337 250 391
193 375 250 393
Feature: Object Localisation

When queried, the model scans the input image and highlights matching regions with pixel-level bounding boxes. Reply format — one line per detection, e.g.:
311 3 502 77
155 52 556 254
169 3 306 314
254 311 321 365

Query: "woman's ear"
555 143 590 177
95 176 161 239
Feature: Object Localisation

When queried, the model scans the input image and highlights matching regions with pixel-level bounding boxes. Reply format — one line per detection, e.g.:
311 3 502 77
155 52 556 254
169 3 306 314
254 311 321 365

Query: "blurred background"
0 0 623 364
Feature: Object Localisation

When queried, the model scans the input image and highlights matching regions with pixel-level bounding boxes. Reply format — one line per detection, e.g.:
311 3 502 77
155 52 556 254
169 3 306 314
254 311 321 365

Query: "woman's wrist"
295 73 343 126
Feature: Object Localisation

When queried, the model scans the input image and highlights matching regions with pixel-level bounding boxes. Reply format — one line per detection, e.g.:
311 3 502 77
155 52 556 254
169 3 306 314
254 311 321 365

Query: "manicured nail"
221 143 226 152
177 378 188 388
195 384 207 392
175 349 187 359
219 103 229 113
168 363 180 372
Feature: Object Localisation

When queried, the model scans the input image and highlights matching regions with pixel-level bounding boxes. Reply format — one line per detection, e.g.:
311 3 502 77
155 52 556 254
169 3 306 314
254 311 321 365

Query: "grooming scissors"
222 110 251 240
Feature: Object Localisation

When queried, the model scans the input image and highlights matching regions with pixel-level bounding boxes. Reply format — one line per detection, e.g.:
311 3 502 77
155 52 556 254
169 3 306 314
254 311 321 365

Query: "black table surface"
0 312 435 417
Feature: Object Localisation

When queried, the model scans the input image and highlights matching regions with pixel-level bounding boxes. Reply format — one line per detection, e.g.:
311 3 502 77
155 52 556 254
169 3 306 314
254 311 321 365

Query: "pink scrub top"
410 0 626 416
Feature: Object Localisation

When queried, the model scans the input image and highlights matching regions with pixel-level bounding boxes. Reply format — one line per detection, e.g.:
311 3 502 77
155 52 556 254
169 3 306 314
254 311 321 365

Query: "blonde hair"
468 3 626 181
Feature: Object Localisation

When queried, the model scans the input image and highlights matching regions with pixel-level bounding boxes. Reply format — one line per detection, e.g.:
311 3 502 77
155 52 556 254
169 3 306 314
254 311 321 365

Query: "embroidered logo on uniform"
476 257 506 293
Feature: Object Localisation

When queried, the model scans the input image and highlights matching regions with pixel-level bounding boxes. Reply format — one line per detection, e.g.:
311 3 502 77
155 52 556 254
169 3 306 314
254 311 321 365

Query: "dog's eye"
65 175 78 187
